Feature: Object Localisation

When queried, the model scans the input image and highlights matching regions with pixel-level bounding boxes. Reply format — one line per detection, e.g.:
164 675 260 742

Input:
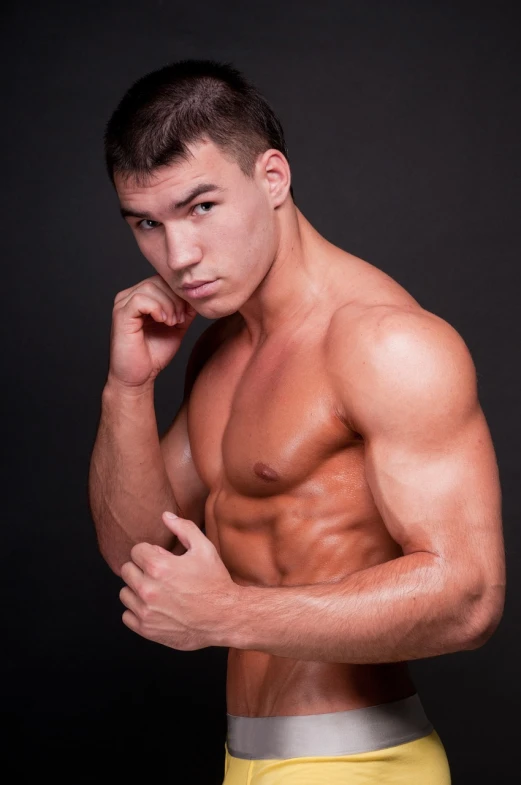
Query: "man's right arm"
88 312 219 575
88 378 184 575
88 278 227 575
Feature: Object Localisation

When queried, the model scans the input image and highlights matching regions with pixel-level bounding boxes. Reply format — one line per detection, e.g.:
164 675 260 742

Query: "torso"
187 249 425 716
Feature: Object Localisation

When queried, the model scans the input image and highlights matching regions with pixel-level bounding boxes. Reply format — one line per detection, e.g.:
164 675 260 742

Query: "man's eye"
192 202 215 216
137 219 160 231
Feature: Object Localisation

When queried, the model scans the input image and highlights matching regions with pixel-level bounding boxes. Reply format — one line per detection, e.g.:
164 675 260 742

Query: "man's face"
115 138 279 319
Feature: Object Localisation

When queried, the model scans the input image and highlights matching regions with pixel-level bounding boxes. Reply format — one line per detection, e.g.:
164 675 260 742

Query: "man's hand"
109 275 198 390
119 512 238 650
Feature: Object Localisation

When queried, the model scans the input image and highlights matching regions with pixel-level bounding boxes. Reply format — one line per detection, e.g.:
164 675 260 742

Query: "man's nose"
164 228 203 272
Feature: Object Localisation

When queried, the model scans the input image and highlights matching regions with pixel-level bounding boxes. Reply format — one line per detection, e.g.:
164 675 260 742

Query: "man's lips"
181 279 214 290
179 279 220 299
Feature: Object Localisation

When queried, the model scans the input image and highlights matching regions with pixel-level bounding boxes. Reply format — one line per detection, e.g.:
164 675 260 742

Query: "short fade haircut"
104 58 294 201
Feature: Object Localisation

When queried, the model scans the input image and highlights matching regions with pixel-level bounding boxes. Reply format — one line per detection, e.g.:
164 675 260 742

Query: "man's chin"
198 302 240 321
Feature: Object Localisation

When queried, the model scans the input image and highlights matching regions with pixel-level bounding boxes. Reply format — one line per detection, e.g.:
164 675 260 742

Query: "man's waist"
226 652 416 717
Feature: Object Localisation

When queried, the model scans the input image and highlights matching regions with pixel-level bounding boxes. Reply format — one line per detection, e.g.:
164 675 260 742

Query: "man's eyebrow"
173 182 225 209
119 183 225 220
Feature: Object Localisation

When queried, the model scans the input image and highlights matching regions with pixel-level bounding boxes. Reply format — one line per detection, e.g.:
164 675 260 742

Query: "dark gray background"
4 1 519 782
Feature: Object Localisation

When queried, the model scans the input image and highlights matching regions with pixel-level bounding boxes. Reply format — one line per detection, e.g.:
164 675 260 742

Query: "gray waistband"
226 693 433 759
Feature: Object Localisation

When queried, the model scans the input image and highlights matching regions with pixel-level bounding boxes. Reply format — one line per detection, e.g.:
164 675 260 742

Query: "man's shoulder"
326 298 475 431
328 297 462 360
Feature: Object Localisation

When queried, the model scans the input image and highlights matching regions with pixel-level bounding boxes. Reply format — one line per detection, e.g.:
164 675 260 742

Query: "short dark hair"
104 59 294 201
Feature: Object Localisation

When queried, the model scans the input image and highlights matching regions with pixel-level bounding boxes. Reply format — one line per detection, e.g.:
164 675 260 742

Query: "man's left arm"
226 310 506 663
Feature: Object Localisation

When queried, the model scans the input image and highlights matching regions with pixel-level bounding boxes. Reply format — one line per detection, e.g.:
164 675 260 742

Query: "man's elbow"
461 580 506 650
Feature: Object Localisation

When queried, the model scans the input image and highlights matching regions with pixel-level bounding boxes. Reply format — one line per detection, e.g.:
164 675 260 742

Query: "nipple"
253 462 280 482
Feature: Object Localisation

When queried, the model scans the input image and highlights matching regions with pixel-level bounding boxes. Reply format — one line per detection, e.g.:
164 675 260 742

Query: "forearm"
89 379 178 573
226 552 484 663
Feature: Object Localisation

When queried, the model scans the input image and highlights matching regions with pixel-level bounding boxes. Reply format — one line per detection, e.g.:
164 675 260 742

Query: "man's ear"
258 149 292 207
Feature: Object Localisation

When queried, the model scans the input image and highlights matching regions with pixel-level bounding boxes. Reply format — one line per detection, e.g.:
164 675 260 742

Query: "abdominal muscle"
205 484 417 718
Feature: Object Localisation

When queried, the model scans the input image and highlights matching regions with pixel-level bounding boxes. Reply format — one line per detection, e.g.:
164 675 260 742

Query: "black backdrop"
4 1 519 782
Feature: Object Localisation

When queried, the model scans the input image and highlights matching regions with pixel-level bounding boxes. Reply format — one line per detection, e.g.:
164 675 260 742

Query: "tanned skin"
89 137 505 718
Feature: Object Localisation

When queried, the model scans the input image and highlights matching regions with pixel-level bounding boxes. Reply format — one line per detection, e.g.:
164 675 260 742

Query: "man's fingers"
120 559 146 593
130 541 171 575
117 291 181 328
121 608 141 633
119 585 146 617
161 512 205 552
114 275 192 324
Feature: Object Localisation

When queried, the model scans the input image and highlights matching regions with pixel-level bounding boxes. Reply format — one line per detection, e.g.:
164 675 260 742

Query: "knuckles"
120 581 157 613
139 603 154 623
146 559 165 581
139 583 157 605
130 543 171 581
129 543 146 564
112 275 185 312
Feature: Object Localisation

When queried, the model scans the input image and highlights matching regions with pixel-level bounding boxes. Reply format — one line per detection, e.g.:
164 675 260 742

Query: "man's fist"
108 275 198 389
119 512 239 650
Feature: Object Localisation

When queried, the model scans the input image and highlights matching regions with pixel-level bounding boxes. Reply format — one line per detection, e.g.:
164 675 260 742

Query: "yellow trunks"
223 729 450 784
222 694 451 784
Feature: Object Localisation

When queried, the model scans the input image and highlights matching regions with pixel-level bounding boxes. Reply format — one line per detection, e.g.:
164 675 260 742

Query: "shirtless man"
88 60 505 784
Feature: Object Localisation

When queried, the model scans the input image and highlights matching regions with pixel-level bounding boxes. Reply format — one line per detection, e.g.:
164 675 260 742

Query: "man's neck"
238 208 337 347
